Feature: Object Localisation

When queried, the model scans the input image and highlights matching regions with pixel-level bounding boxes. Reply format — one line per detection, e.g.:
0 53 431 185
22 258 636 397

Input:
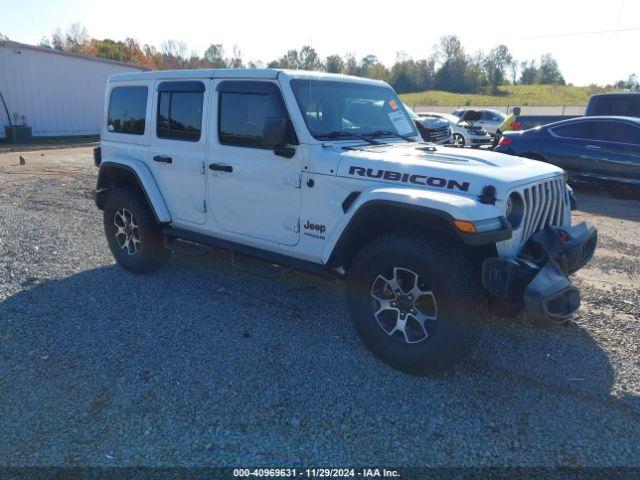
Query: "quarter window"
218 83 289 148
107 86 148 135
157 82 204 141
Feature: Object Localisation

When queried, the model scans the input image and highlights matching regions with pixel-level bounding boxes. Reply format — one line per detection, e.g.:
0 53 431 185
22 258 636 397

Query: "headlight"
473 217 505 233
505 192 524 229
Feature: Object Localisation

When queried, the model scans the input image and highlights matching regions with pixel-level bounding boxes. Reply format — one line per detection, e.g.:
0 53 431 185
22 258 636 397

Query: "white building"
0 40 146 139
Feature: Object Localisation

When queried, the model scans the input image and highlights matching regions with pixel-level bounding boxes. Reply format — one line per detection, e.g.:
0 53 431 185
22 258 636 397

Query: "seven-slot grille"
520 176 568 242
497 176 570 257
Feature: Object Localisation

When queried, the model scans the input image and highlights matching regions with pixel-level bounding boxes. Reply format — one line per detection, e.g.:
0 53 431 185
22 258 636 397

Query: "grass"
399 84 621 107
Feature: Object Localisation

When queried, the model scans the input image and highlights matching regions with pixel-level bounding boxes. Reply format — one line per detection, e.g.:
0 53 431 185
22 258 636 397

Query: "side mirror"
263 117 290 148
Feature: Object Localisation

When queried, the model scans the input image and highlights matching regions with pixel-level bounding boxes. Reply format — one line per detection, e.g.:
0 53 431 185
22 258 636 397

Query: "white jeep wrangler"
93 69 597 374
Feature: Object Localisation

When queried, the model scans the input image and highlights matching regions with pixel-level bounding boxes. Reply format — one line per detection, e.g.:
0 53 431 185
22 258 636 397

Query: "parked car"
585 92 640 118
452 108 506 136
404 105 452 144
421 112 492 148
495 116 640 189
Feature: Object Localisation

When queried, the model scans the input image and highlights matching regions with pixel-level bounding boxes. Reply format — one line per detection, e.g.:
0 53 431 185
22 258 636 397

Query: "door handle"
209 163 233 173
153 155 173 163
584 145 601 150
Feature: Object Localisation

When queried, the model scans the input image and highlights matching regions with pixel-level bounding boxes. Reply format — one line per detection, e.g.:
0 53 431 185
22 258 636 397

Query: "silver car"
452 108 506 137
421 112 492 148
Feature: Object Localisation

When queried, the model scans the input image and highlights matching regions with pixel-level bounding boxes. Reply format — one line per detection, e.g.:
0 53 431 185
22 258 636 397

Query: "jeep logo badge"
303 221 326 234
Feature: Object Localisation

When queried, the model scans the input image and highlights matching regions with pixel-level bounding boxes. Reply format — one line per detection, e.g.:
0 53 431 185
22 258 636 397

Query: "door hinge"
200 161 206 174
194 200 207 213
285 174 301 188
284 218 300 233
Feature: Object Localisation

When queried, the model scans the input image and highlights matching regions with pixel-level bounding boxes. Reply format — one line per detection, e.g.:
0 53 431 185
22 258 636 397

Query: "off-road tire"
103 188 170 274
346 234 485 375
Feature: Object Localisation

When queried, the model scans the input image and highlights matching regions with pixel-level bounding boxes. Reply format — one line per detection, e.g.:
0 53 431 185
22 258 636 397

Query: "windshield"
290 79 418 140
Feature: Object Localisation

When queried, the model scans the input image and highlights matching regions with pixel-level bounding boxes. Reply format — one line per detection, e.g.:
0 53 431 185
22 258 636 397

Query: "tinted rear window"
591 95 640 117
107 86 148 135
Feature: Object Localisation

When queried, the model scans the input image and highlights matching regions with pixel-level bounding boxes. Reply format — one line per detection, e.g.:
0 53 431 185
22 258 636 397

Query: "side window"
590 121 640 144
156 81 204 141
218 82 289 148
552 122 593 140
107 86 148 135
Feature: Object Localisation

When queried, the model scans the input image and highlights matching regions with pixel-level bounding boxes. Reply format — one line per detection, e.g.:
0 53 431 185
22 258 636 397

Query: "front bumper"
482 222 597 323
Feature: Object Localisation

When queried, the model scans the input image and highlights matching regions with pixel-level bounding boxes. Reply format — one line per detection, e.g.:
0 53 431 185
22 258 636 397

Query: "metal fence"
412 105 586 116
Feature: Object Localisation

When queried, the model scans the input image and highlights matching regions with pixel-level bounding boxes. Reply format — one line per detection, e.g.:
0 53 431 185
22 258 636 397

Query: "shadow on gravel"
573 185 640 222
1 257 638 465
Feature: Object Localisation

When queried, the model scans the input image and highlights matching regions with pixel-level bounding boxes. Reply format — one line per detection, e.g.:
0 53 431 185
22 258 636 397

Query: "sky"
1 0 639 86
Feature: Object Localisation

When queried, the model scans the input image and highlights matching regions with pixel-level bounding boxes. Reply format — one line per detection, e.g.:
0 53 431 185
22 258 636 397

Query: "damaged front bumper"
482 222 597 323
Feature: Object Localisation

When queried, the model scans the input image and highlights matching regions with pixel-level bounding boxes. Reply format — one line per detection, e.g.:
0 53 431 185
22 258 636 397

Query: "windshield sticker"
387 110 414 135
388 100 399 110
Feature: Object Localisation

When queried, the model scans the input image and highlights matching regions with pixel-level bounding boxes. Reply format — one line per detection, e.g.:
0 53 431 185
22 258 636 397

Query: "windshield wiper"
364 130 416 142
320 130 380 145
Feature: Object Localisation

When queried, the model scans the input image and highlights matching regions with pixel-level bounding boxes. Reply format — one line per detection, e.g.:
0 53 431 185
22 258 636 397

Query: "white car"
421 111 492 148
93 69 596 375
452 108 507 136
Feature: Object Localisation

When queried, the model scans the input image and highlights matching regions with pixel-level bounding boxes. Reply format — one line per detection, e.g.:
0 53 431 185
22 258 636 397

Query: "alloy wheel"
114 208 141 256
370 267 438 344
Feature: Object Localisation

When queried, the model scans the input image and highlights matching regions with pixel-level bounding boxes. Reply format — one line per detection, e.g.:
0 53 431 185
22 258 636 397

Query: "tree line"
2 25 637 94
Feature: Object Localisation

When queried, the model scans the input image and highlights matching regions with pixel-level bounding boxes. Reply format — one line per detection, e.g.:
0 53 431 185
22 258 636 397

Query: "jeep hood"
334 142 564 199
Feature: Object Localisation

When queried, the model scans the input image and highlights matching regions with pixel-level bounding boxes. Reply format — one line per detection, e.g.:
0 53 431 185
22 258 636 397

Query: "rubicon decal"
348 166 470 192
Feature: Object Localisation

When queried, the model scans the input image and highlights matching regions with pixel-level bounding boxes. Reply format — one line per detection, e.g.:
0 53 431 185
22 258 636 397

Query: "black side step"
162 227 343 279
164 236 212 256
231 251 293 279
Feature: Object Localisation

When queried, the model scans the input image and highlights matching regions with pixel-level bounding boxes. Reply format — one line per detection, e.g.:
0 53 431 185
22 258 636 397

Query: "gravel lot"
1 147 640 468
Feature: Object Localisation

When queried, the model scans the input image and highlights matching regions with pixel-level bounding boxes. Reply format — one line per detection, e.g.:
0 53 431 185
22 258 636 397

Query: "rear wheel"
346 234 485 375
103 188 170 274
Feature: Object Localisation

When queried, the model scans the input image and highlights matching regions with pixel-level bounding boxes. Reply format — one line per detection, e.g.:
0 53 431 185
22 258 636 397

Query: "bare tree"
228 45 243 68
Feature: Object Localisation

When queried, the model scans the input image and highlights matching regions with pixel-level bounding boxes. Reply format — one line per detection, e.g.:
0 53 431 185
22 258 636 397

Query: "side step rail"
162 227 343 279
231 251 293 279
164 236 212 256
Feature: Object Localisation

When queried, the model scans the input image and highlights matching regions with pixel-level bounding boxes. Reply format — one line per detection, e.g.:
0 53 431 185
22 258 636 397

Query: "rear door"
477 110 501 135
581 120 640 186
148 80 208 225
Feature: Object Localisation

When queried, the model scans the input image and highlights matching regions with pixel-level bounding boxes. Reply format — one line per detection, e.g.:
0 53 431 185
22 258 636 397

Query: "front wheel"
346 234 485 375
452 133 466 147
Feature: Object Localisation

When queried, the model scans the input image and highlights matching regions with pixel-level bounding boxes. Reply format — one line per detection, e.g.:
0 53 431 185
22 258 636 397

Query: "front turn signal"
454 220 477 233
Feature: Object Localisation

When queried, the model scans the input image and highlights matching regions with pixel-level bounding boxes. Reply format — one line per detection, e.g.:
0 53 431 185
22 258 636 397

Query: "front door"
580 120 640 186
148 80 208 224
207 80 301 246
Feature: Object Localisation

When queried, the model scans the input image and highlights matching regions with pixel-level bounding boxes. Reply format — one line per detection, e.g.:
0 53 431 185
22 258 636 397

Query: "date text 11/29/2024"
233 468 401 478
